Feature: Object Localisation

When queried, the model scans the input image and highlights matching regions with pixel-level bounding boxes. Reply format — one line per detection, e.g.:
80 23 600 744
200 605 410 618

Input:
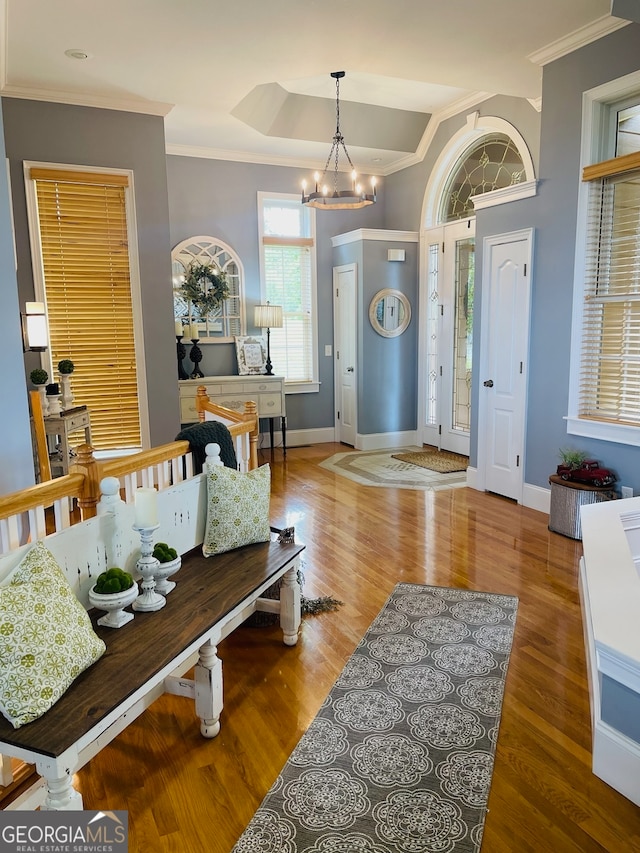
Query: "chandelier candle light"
301 71 377 210
254 302 283 376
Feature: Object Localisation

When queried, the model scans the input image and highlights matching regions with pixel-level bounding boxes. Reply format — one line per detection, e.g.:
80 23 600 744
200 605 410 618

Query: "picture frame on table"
235 335 267 375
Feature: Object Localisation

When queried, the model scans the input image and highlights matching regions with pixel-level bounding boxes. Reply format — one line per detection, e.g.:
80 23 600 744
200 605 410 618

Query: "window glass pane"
452 237 474 432
441 134 525 223
616 104 640 157
260 195 316 385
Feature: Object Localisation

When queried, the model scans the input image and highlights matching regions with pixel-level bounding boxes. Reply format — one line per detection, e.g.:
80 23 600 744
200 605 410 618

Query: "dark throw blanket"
175 421 237 472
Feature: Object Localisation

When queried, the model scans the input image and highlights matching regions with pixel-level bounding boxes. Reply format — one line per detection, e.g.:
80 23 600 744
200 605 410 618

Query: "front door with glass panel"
442 222 474 455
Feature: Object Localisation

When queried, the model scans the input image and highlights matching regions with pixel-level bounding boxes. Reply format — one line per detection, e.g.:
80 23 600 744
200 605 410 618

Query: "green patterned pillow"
203 463 271 556
0 541 106 729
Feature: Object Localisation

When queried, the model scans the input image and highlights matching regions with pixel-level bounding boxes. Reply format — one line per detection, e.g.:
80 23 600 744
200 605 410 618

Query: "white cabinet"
580 497 640 806
178 376 286 452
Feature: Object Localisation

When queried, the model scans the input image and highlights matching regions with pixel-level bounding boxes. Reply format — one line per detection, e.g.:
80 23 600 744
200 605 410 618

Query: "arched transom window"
441 133 526 223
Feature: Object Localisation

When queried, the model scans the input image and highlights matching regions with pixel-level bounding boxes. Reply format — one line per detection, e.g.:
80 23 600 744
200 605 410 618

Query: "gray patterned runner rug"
232 582 518 853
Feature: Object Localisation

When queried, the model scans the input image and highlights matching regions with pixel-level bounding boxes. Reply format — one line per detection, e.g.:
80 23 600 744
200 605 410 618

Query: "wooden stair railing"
195 387 258 472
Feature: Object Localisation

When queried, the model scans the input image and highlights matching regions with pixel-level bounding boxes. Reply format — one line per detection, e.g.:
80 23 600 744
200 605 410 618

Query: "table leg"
39 772 83 810
282 416 287 456
195 638 223 738
269 417 275 452
280 562 301 646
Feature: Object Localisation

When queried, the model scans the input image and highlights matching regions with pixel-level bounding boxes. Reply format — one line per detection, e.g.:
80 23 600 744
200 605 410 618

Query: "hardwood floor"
75 443 640 852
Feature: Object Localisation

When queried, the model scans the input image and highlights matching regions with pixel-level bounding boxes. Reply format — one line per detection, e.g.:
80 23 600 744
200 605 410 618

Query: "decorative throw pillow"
0 541 106 729
203 463 271 556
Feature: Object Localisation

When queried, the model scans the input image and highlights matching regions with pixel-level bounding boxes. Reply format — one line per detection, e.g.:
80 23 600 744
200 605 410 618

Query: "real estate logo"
0 810 128 853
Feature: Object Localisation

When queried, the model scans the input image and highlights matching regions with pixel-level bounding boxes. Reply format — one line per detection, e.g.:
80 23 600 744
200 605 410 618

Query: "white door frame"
333 263 358 446
476 228 533 501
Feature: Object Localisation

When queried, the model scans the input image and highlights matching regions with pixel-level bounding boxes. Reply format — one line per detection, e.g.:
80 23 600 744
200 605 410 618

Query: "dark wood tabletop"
0 539 304 758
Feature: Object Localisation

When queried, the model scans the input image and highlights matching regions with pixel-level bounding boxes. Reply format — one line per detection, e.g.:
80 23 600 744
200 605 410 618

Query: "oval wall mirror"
369 289 411 338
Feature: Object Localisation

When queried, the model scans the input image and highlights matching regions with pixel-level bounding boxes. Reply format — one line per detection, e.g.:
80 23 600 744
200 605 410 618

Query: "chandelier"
301 71 377 210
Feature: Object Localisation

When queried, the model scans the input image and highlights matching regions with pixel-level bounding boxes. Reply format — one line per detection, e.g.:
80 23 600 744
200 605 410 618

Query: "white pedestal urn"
33 383 49 417
46 393 63 417
59 374 74 410
89 583 139 628
153 555 181 594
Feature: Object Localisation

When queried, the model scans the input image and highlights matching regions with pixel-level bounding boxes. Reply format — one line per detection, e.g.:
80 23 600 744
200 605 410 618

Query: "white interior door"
333 264 357 446
478 230 532 502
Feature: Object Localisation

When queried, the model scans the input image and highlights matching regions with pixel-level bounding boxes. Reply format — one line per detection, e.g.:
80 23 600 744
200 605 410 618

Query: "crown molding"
331 229 419 247
527 97 542 113
165 142 337 171
528 14 630 66
0 84 173 117
382 91 495 176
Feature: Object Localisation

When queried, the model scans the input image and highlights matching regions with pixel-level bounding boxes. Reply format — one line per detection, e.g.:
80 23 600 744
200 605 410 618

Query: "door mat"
392 448 469 474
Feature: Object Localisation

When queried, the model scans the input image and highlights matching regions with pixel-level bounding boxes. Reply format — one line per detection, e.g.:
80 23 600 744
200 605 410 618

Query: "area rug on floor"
232 582 518 853
392 448 469 474
318 448 467 491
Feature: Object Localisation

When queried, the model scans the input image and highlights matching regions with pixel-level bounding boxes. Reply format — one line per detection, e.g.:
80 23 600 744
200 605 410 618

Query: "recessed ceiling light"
64 49 91 60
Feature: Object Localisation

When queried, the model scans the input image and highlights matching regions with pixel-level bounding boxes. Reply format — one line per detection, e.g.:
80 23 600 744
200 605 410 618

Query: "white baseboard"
523 482 551 514
260 426 336 449
593 719 640 807
466 466 477 490
355 431 419 451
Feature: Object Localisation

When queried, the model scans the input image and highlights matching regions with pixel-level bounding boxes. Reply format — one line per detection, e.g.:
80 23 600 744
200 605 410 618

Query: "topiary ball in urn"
57 359 75 409
30 368 48 386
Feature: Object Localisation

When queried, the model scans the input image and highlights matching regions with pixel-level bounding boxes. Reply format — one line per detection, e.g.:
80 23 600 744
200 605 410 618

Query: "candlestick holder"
176 335 189 380
189 338 204 379
132 523 166 612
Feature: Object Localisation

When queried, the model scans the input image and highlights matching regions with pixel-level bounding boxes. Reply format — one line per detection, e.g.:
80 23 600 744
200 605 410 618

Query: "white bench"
0 441 302 811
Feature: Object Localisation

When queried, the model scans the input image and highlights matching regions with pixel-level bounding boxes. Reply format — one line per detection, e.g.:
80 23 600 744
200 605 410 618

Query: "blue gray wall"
0 100 35 492
166 155 384 431
333 237 418 435
2 98 179 449
3 22 640 493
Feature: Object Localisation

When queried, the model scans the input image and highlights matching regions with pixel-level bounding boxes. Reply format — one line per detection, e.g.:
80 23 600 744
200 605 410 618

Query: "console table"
179 376 286 454
44 406 92 477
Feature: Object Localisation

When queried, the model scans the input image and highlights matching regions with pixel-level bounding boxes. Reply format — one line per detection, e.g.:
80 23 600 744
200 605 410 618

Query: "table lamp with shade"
254 302 283 375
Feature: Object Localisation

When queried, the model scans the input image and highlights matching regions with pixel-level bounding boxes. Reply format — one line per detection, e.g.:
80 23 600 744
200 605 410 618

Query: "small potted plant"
57 359 75 409
30 368 50 416
152 542 181 594
30 368 48 387
89 567 139 628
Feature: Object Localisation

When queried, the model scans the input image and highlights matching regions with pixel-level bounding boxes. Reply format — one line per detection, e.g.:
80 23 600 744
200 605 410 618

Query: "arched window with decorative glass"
440 133 526 223
172 236 245 342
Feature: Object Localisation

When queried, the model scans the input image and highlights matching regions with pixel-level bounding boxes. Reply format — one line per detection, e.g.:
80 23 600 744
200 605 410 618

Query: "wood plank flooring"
73 443 640 852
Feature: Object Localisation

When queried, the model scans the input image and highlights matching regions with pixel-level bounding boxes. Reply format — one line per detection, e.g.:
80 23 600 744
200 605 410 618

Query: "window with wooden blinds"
581 159 640 427
30 168 142 451
259 195 318 388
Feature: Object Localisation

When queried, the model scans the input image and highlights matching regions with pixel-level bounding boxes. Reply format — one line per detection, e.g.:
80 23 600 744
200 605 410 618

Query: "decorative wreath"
180 261 230 317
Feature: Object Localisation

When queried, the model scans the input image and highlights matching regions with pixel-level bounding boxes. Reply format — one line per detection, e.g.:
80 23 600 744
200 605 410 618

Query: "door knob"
347 367 354 373
483 379 494 387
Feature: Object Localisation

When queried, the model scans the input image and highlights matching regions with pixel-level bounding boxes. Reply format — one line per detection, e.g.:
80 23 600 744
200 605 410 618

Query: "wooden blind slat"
30 168 129 186
34 173 141 450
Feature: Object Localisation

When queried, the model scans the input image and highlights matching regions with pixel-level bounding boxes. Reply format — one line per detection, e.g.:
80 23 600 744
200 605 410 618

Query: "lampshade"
22 301 49 352
254 303 283 329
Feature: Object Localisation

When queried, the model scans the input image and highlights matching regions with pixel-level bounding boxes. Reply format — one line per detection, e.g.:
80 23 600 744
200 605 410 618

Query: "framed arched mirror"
369 289 411 338
172 236 246 343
